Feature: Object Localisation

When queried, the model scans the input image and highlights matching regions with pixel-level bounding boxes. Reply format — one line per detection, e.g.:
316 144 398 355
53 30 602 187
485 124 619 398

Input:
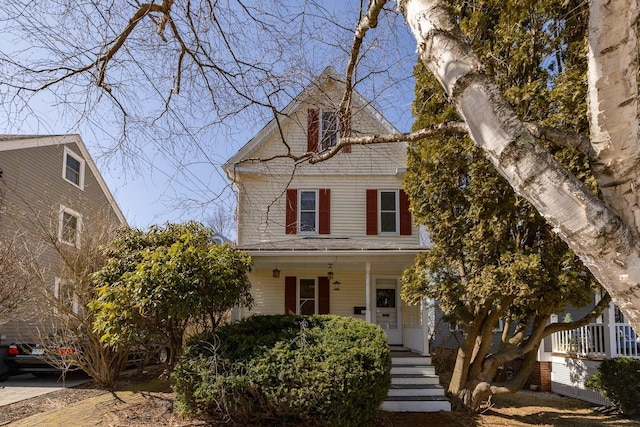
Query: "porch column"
421 298 429 355
603 301 617 357
365 262 372 323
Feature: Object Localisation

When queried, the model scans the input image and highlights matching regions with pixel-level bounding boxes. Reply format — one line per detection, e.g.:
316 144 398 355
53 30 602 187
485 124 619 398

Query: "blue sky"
0 2 418 231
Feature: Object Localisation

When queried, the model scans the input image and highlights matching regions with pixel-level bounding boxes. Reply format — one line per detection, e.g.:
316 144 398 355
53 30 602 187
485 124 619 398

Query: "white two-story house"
224 67 431 353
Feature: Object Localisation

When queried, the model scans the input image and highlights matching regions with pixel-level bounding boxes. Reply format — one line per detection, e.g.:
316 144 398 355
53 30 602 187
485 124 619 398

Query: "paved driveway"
0 373 90 406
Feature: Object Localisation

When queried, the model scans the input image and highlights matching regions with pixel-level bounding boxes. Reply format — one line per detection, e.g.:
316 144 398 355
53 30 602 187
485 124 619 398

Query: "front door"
375 277 402 345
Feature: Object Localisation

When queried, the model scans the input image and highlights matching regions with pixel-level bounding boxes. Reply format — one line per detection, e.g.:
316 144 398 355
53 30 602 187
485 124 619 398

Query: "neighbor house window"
59 206 82 246
54 278 80 314
299 190 318 233
379 190 399 234
63 147 85 189
320 110 338 150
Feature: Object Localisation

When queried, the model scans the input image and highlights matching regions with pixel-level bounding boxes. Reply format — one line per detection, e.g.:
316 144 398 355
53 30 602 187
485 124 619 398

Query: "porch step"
391 373 441 385
382 349 451 412
388 383 446 397
391 364 436 375
381 395 452 412
390 353 432 365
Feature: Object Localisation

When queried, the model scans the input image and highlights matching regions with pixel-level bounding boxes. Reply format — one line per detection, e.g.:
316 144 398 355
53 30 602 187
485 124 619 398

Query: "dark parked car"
5 341 77 377
5 339 170 378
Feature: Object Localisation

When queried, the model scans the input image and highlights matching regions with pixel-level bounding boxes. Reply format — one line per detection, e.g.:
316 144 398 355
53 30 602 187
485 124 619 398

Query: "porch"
550 323 639 359
237 239 433 355
547 303 638 406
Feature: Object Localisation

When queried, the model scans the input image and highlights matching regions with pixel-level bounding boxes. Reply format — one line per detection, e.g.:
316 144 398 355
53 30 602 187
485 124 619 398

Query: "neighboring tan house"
0 134 126 343
223 66 433 353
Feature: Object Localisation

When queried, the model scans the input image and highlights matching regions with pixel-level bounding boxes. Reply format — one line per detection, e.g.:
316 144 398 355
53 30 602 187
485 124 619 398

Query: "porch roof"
238 236 430 255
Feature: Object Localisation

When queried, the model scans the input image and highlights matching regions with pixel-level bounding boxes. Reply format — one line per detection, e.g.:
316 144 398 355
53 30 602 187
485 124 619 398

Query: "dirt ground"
1 366 639 426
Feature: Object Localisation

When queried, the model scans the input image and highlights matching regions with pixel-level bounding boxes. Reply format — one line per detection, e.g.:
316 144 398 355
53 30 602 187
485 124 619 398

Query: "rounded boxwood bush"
173 315 391 426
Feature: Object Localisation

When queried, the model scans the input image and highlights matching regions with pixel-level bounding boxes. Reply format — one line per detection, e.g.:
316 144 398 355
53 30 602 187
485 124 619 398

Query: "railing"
551 324 607 358
551 323 640 359
615 323 640 358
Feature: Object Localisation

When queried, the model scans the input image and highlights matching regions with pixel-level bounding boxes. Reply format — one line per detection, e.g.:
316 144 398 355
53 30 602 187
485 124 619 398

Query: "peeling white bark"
588 0 640 233
398 0 640 332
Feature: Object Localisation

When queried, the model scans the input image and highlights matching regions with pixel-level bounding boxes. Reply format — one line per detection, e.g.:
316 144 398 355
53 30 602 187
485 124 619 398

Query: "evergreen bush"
173 315 391 426
586 357 640 416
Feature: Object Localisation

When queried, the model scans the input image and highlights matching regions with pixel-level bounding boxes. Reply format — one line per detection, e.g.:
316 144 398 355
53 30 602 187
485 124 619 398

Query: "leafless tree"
0 234 32 325
4 189 131 387
1 0 639 334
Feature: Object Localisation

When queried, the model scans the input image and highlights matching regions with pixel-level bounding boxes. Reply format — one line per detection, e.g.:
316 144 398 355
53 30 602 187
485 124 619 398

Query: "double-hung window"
286 188 330 235
379 190 399 234
299 190 318 233
298 278 316 315
59 206 82 247
366 189 411 236
63 147 85 189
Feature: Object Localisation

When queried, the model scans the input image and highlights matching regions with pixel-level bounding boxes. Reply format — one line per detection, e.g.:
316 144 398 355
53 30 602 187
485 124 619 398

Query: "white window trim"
298 189 319 235
379 189 399 235
448 320 463 332
297 277 318 315
58 205 83 247
54 277 80 314
62 147 85 190
319 109 339 151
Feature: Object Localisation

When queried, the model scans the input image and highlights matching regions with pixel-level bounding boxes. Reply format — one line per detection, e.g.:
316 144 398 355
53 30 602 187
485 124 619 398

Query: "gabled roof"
223 66 400 171
0 134 127 225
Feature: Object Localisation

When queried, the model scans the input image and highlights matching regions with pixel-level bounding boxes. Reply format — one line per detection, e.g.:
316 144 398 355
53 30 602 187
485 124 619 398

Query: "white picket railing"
551 323 639 359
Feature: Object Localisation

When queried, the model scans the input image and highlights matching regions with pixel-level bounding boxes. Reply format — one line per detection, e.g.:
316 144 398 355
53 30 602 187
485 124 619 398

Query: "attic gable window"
307 109 351 153
320 110 338 150
63 147 85 190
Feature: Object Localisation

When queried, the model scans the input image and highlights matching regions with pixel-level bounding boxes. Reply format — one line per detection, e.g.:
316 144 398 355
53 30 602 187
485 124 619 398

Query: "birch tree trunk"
398 0 640 332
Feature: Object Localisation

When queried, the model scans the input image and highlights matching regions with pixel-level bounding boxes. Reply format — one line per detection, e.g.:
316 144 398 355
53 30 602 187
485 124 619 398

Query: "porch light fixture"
333 280 341 291
328 263 334 281
272 267 281 278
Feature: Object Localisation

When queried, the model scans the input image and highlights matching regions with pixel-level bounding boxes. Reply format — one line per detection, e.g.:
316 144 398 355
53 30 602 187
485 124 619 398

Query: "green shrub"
173 315 391 426
586 357 640 416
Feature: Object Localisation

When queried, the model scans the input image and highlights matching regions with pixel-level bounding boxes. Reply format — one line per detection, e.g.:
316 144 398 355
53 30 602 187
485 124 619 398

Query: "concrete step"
388 383 446 397
381 395 452 412
391 364 436 375
390 350 432 365
385 349 451 412
391 355 433 365
391 373 440 385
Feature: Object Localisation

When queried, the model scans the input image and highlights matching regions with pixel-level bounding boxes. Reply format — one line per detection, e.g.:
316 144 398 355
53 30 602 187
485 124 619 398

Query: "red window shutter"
318 276 330 314
400 189 412 236
339 108 351 153
319 189 330 235
366 189 378 235
285 276 297 315
307 109 319 152
286 189 297 235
